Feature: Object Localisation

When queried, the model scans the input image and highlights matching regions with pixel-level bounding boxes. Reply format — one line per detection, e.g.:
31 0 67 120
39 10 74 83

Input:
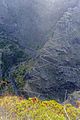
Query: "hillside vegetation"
0 34 33 95
0 96 80 120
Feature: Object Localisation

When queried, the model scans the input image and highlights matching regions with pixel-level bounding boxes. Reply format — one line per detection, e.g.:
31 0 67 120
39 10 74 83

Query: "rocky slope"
24 0 80 102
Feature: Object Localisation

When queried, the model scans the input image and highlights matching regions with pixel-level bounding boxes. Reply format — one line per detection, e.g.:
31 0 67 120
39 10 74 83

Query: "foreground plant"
0 96 80 120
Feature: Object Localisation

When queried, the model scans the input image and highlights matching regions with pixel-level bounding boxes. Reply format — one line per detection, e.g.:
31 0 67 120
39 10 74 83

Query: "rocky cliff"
0 0 80 101
24 0 80 102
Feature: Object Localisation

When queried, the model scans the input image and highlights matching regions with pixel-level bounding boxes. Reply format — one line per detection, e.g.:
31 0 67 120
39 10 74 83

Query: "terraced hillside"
24 0 80 102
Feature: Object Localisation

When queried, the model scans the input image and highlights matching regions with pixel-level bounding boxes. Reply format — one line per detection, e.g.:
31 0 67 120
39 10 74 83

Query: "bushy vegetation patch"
0 96 80 120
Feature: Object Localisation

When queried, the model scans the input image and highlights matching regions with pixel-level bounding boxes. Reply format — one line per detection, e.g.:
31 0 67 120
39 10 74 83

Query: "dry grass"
0 96 80 120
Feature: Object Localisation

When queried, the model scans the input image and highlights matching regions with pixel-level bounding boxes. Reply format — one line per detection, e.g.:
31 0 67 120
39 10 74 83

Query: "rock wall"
24 1 80 101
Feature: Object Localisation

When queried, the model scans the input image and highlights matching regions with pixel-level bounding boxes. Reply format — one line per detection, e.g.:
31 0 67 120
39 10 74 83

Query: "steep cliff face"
0 0 78 49
24 1 80 101
0 0 80 101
